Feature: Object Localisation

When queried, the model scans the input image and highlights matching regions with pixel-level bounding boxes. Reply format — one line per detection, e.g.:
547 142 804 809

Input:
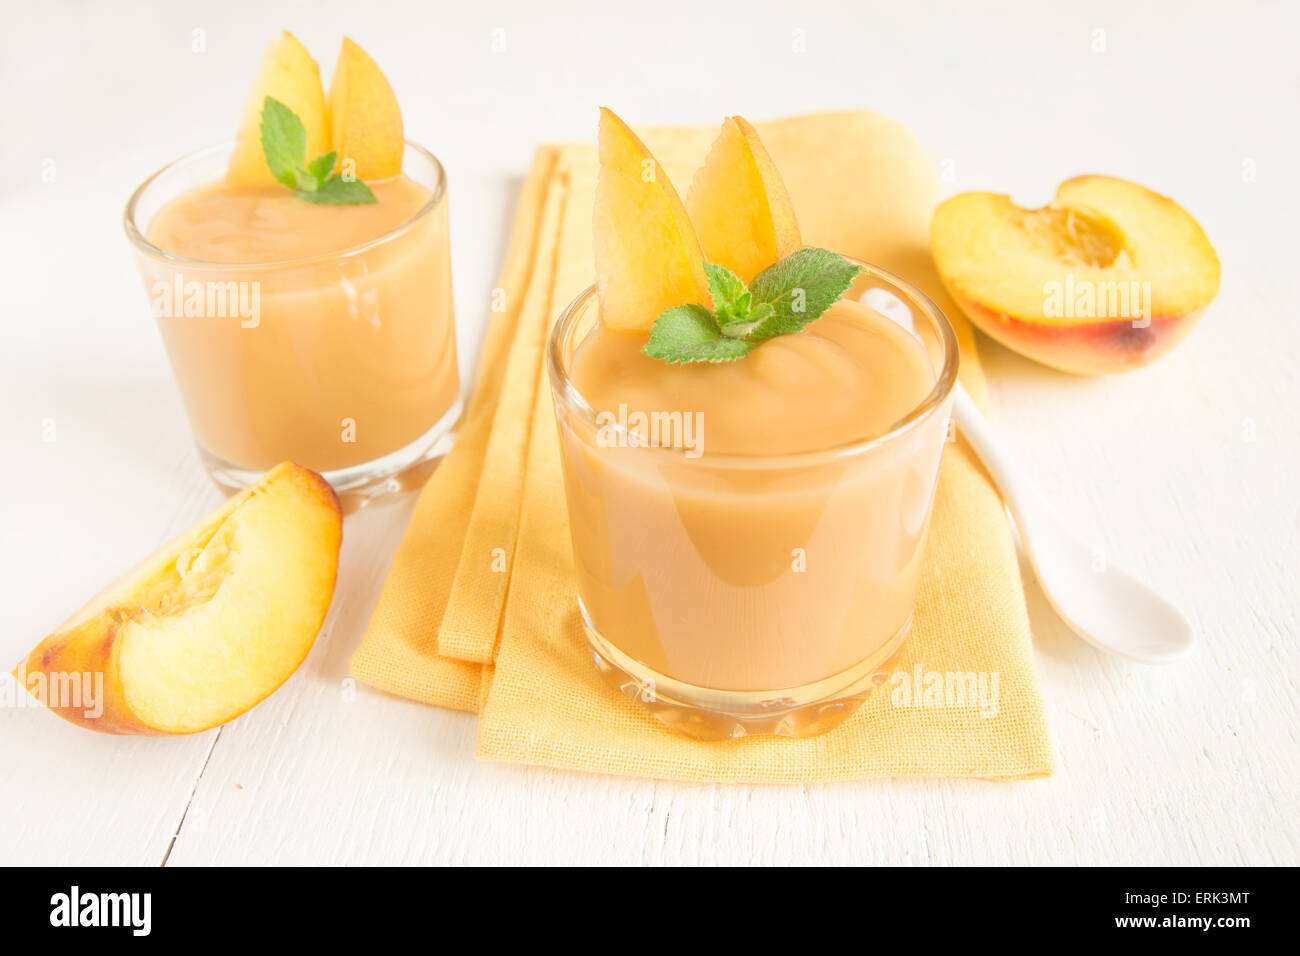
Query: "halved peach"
593 107 711 331
686 115 802 282
227 32 330 188
932 175 1220 375
328 37 404 181
14 463 342 735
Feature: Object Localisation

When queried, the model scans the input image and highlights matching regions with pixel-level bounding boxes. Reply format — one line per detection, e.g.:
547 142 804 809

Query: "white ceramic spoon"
860 287 1194 664
951 384 1194 664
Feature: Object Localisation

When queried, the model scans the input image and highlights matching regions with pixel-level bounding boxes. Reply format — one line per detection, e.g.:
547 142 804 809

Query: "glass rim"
123 139 447 270
546 256 961 467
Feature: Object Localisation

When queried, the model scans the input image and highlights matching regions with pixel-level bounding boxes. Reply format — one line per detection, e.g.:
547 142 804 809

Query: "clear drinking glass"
547 260 959 739
124 141 460 506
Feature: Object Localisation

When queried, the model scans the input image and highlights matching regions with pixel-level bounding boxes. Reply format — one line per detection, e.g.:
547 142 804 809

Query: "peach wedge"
932 175 1220 375
227 32 330 188
328 37 405 181
593 107 711 332
687 116 802 282
14 463 342 735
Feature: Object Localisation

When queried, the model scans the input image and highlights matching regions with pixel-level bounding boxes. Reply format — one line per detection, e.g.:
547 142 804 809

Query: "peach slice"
328 37 404 181
227 32 330 188
686 116 802 282
14 463 342 735
932 175 1220 375
593 107 711 331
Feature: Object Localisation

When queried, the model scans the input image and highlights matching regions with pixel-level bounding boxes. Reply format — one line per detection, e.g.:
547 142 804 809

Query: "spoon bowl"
863 285 1193 663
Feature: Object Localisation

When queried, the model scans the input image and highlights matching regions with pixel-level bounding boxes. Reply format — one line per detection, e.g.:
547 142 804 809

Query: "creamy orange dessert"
145 172 455 472
131 33 457 481
570 298 933 456
565 297 942 692
550 111 955 735
147 175 431 264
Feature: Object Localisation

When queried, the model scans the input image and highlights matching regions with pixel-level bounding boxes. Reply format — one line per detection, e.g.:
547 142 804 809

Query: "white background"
1 0 1296 865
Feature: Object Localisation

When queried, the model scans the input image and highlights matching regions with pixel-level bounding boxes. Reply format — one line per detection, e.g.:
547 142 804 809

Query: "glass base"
582 600 910 740
196 395 463 512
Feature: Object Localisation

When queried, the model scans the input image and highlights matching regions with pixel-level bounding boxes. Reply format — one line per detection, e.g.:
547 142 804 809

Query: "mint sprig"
642 248 863 364
259 96 377 205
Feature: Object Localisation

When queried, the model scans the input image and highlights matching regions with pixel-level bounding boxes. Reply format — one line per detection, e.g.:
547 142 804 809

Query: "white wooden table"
2 0 1296 866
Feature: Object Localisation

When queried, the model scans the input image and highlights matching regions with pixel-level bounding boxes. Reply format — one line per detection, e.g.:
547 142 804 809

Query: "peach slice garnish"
594 107 711 332
687 116 802 282
328 37 404 181
932 175 1220 375
14 463 342 735
227 31 330 188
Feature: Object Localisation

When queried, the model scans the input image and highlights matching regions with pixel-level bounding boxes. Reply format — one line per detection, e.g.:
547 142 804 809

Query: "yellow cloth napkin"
351 111 1054 782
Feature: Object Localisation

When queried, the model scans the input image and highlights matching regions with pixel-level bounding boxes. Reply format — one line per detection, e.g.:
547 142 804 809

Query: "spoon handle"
950 383 1047 542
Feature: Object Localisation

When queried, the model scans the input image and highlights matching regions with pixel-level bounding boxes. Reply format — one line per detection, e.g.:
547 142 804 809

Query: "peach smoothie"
143 172 457 473
549 110 958 737
126 33 459 498
561 296 945 691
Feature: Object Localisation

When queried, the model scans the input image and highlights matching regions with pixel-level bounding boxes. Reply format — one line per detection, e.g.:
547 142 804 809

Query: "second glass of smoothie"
125 139 459 505
549 262 958 739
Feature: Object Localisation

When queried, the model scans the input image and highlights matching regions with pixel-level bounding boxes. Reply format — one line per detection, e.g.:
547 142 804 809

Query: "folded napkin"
351 111 1054 782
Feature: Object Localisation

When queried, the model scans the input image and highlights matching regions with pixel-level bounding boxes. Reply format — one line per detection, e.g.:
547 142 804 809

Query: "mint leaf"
260 96 307 190
703 262 751 326
304 151 338 183
301 175 378 205
259 98 378 205
643 304 754 364
718 301 774 339
747 247 864 340
639 249 862 364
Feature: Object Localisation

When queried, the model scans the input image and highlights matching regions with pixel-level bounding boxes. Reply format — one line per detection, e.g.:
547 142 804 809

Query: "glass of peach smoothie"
549 263 957 739
125 141 458 503
123 34 459 505
548 109 957 739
